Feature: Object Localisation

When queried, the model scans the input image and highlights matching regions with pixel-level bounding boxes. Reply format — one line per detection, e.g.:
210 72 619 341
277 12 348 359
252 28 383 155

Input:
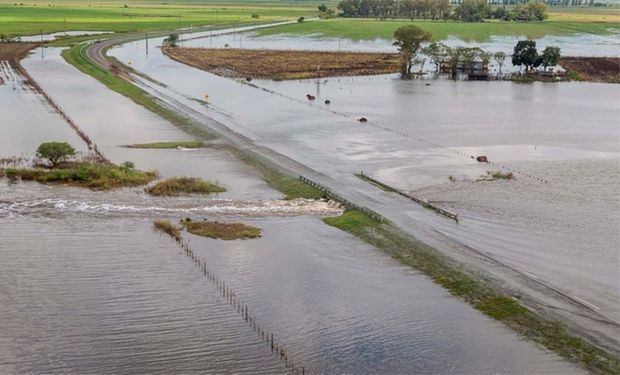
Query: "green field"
257 13 620 42
0 0 317 35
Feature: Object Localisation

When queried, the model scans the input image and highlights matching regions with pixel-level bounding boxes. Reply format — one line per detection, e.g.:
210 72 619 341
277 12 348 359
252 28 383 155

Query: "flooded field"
0 180 581 373
109 31 620 329
0 60 87 159
0 23 617 373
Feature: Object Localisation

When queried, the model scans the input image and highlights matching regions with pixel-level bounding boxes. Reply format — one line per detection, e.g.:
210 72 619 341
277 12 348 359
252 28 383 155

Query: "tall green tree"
540 46 561 69
493 51 507 74
512 40 541 71
393 25 433 78
36 142 76 167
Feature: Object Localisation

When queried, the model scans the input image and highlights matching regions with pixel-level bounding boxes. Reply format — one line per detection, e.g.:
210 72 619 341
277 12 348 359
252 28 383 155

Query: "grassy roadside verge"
323 209 619 374
62 43 214 140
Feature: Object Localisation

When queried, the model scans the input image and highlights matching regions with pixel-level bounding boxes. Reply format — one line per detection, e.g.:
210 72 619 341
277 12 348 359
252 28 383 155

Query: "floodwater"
179 27 620 74
0 60 88 159
0 181 581 373
0 33 589 373
182 25 620 57
20 30 112 42
109 31 620 328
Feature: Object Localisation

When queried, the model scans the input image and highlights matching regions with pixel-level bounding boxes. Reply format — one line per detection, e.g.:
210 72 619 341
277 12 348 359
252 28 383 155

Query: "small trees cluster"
336 0 546 21
0 33 21 43
318 3 335 18
512 40 560 71
163 33 179 47
492 2 547 21
393 25 433 78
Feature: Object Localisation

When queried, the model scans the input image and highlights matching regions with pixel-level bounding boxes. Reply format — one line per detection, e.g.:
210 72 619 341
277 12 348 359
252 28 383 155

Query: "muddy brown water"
0 38 589 372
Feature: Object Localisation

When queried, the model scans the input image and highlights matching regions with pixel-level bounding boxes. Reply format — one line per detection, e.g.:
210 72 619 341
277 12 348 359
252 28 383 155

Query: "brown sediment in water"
162 46 400 80
560 57 620 83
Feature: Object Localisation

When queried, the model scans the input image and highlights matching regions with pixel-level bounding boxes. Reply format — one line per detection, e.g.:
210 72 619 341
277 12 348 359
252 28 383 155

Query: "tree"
526 1 548 20
36 142 76 167
393 25 432 78
422 42 448 72
318 3 328 12
493 51 507 74
297 16 305 23
540 46 561 70
454 0 490 21
164 33 179 47
512 40 541 71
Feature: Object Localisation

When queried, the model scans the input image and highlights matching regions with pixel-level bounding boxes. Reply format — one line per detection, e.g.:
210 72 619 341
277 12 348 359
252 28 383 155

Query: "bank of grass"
0 1 314 36
163 46 400 80
257 17 620 42
182 219 261 240
323 209 619 373
125 141 204 149
2 162 158 190
62 43 215 141
147 177 225 196
488 170 515 180
153 219 182 241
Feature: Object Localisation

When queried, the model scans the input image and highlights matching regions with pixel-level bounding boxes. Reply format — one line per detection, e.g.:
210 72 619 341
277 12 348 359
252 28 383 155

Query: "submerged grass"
153 220 182 241
2 163 158 190
323 209 620 374
125 141 204 149
147 177 225 196
488 170 515 180
182 219 261 240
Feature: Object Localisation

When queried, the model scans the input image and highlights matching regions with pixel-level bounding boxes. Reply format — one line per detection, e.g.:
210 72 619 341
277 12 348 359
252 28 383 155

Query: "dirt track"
162 47 400 80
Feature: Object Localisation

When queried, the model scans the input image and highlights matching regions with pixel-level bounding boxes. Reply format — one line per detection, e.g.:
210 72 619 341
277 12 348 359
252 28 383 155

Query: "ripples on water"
0 209 581 373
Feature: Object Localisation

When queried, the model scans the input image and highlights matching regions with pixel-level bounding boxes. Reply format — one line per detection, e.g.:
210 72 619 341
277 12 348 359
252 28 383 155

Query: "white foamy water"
0 196 342 218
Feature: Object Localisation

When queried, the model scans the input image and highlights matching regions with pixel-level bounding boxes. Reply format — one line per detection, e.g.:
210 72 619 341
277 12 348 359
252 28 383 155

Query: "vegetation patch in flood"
323 209 619 373
147 177 225 196
125 141 204 149
162 47 400 80
153 220 182 241
182 219 261 240
487 170 515 180
2 162 158 190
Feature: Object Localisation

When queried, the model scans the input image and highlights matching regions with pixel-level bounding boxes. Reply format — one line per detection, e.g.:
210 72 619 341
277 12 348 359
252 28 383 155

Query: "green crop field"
0 0 319 35
257 8 620 42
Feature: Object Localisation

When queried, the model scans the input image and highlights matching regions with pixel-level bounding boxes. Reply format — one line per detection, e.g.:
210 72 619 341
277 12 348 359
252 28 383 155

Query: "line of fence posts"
357 171 459 222
165 233 305 374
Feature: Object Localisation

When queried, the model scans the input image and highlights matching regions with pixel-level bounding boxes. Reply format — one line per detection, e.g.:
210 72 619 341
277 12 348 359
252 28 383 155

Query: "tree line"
392 25 561 79
336 0 548 21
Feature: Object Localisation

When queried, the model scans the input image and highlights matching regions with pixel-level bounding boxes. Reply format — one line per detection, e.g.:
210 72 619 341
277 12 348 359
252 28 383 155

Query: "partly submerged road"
81 26 619 352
